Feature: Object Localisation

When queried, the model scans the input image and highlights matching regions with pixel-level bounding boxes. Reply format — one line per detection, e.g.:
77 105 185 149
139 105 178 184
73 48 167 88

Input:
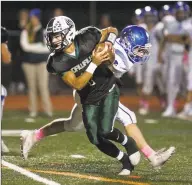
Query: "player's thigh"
168 54 183 86
73 90 82 107
116 102 137 126
82 104 100 145
142 62 155 94
68 103 84 131
135 63 144 84
99 85 120 135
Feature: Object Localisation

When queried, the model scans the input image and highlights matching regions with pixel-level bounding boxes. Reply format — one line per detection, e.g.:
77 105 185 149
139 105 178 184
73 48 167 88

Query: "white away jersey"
165 19 188 53
183 17 192 40
113 38 134 78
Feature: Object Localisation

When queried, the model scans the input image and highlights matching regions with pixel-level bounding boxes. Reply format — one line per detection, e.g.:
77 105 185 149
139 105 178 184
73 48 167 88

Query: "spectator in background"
18 9 29 30
99 14 112 29
53 8 65 17
9 9 29 95
20 8 52 118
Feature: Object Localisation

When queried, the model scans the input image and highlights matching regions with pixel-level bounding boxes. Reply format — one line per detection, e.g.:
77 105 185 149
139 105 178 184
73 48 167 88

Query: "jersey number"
88 79 96 86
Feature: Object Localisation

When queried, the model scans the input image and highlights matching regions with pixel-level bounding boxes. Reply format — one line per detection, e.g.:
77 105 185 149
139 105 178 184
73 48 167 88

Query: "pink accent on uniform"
141 145 155 158
139 99 149 109
35 129 44 141
182 52 189 65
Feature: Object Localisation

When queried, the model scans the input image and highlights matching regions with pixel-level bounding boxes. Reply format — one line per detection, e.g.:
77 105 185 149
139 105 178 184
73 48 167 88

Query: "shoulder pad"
78 26 101 35
76 26 101 44
46 53 56 74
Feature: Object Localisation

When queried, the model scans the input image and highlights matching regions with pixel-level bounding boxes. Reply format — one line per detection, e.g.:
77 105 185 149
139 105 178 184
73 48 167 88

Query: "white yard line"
2 130 23 136
2 160 61 185
2 130 57 137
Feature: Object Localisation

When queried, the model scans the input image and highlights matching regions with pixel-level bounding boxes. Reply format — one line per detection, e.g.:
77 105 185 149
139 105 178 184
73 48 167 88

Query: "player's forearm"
62 63 97 90
165 34 189 44
100 27 118 43
72 72 93 90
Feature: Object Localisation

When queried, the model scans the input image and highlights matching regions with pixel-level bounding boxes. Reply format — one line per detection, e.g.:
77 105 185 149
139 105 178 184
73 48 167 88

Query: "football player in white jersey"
177 15 192 120
1 26 11 153
21 25 175 170
159 1 191 117
155 5 176 111
138 6 165 115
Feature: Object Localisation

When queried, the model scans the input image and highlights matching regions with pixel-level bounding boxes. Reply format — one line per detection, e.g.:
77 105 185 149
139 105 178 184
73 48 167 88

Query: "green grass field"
1 110 192 185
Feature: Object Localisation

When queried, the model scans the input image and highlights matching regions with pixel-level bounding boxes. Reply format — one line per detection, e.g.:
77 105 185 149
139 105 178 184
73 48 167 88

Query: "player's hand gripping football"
92 45 110 66
105 41 115 63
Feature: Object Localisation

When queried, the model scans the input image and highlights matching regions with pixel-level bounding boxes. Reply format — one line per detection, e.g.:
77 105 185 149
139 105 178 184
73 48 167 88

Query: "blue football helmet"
119 25 151 64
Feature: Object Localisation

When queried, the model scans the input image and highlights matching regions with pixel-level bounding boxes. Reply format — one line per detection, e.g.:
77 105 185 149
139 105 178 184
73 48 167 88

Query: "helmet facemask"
120 37 151 63
129 44 151 63
46 28 73 52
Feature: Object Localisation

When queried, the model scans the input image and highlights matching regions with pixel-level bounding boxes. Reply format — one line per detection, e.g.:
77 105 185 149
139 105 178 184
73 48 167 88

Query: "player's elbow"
73 79 88 90
62 72 87 91
73 84 83 91
107 27 118 35
66 81 84 91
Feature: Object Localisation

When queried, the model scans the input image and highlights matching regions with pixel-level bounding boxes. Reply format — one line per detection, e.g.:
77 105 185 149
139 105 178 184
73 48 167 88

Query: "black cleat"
119 153 134 175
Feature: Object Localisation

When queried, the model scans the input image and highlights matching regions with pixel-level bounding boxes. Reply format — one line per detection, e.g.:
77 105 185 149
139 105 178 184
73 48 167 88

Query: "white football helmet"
45 16 76 52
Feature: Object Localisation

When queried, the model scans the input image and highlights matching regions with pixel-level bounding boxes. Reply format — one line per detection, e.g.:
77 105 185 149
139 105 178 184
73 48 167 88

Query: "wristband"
86 62 97 74
106 32 117 45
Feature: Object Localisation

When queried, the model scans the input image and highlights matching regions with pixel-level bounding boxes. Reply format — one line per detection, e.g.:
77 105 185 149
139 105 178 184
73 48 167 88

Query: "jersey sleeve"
46 53 67 77
112 44 134 78
112 52 127 78
46 53 56 74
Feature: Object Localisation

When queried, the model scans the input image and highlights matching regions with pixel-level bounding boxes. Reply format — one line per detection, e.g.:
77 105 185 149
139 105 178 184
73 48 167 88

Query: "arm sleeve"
46 53 68 77
20 30 49 54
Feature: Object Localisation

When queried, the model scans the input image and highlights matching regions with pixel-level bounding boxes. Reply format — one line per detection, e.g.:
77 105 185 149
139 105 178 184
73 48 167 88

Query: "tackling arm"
164 34 190 44
100 27 118 43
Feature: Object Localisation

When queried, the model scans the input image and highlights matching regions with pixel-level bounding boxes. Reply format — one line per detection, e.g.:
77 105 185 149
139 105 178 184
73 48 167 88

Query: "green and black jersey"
47 26 116 104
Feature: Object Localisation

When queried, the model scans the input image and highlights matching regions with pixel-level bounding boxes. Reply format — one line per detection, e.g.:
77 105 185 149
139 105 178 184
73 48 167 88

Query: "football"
95 43 115 65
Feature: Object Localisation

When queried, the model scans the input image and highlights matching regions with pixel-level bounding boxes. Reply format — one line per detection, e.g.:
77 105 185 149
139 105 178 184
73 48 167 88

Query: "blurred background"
1 1 192 118
1 1 180 94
